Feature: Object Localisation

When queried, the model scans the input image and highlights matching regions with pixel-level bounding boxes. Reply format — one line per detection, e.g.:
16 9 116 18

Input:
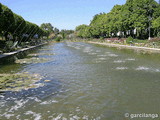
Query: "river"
0 42 160 120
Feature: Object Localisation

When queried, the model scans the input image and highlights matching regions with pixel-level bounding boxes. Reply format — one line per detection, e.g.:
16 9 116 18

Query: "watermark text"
124 113 159 119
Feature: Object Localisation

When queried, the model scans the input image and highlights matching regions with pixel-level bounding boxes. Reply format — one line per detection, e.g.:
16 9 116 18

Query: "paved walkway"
89 41 160 53
0 43 47 59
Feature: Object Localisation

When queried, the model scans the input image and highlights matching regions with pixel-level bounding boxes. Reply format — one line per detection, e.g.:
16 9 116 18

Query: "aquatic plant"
15 57 51 64
0 73 43 91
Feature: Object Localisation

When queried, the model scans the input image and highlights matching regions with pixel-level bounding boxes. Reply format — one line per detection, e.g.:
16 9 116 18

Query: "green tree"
40 23 54 38
12 13 26 42
76 0 160 39
54 27 59 35
0 4 15 40
0 3 3 33
152 17 160 37
89 13 107 38
75 24 89 38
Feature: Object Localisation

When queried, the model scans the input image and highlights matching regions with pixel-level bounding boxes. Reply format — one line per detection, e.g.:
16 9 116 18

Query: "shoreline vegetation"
0 3 49 53
75 0 160 40
74 0 160 52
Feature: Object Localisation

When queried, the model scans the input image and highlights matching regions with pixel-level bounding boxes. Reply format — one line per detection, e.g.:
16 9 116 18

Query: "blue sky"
0 0 129 30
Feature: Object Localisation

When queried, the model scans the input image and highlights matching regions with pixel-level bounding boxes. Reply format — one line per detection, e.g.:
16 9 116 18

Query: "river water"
0 42 160 120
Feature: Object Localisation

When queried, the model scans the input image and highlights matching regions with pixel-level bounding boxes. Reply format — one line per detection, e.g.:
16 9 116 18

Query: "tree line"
75 0 160 40
0 3 64 52
0 3 50 42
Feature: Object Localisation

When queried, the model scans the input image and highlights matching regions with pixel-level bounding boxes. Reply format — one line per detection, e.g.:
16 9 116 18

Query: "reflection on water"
0 42 160 120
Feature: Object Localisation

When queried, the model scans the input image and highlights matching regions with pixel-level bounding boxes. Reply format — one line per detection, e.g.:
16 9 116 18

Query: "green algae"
27 53 38 57
27 52 55 57
0 73 44 91
15 57 51 64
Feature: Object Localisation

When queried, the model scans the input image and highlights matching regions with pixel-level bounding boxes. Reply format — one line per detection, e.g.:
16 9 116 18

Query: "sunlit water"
0 42 160 120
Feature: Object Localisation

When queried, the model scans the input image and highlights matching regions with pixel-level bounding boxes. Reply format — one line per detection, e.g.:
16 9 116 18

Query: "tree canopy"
0 3 47 42
75 0 160 39
0 3 54 52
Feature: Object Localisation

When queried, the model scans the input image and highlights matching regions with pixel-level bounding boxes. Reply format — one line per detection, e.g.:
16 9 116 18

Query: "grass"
133 39 148 43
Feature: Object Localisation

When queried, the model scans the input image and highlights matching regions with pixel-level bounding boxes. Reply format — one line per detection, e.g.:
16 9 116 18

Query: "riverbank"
89 41 160 54
0 42 48 59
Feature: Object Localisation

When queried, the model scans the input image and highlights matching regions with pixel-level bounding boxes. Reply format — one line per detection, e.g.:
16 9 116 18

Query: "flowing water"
0 42 160 120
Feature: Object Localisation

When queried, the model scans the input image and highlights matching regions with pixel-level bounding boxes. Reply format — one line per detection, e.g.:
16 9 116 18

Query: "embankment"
0 42 47 63
89 41 160 54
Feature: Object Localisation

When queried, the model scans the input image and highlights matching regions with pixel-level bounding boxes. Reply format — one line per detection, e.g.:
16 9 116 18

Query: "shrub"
55 36 62 42
126 36 134 44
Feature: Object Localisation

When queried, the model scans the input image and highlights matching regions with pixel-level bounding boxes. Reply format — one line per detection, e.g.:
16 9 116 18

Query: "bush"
55 36 62 42
126 36 134 44
2 41 17 52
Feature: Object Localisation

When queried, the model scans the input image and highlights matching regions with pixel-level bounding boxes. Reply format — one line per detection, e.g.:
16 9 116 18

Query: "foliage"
152 17 160 37
75 24 91 38
40 23 54 38
60 29 74 39
0 3 49 52
126 36 134 44
40 23 54 32
55 36 62 42
54 27 59 35
75 0 160 39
